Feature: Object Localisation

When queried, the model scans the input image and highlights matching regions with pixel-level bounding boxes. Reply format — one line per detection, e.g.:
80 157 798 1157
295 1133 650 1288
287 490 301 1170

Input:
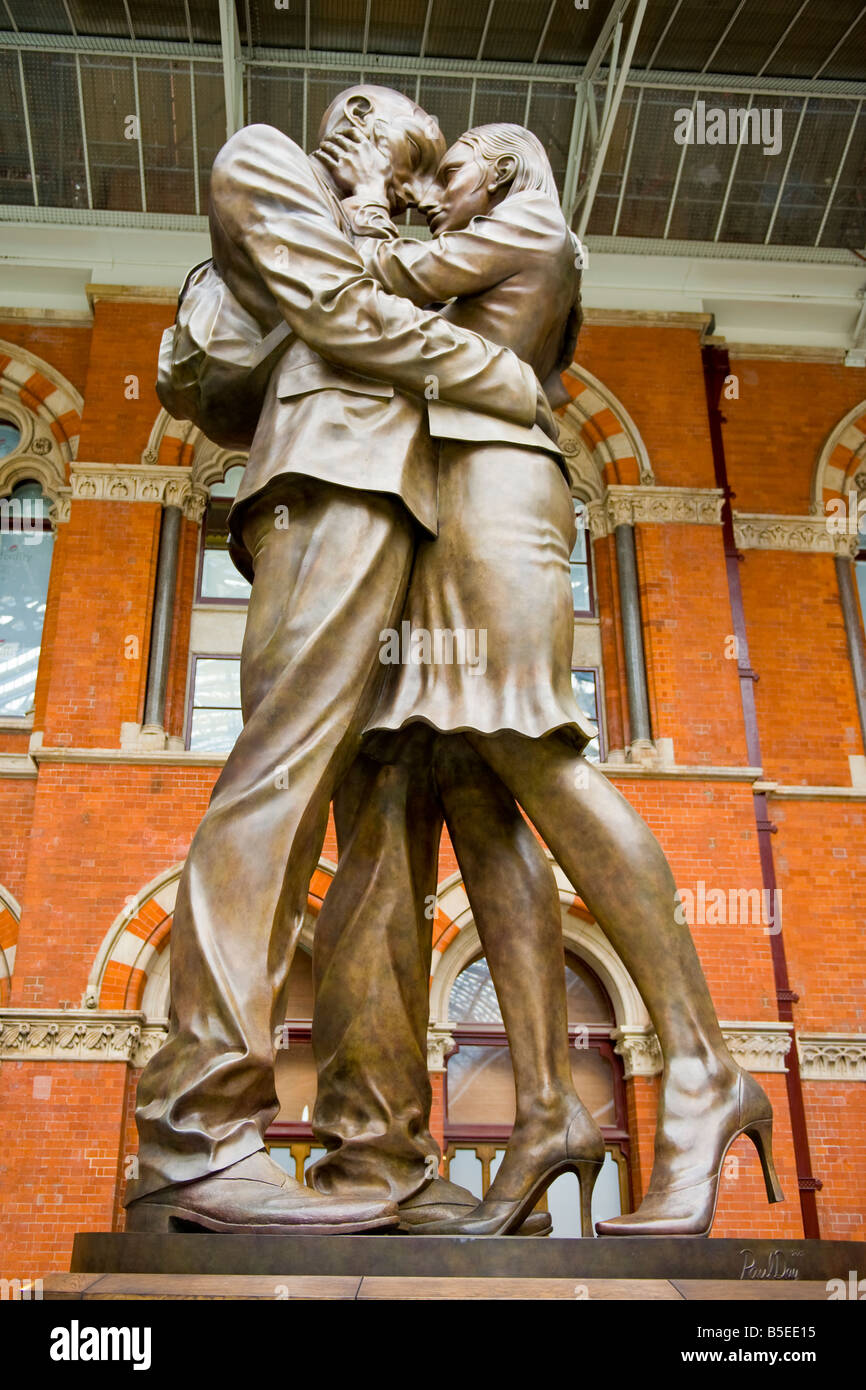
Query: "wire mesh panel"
717 94 804 244
193 61 228 208
20 49 90 210
366 0 436 58
136 58 197 214
606 86 693 239
247 65 306 146
472 77 532 129
79 52 142 211
244 0 307 50
0 49 33 206
584 87 639 236
416 73 474 146
306 69 364 144
6 0 73 33
527 81 576 196
771 97 863 245
425 0 494 59
817 105 866 249
536 0 603 65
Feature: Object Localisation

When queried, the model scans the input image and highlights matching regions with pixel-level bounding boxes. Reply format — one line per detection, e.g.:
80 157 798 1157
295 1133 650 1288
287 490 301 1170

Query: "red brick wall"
77 301 173 465
12 764 218 1009
40 502 161 748
0 322 91 401
723 358 866 516
0 1061 128 1279
740 550 863 785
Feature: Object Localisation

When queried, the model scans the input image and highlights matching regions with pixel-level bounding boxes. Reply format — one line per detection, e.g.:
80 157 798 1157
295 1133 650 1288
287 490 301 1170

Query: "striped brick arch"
812 400 866 514
0 887 22 1007
429 863 649 1032
86 860 341 1016
0 340 82 500
142 409 246 489
558 365 654 492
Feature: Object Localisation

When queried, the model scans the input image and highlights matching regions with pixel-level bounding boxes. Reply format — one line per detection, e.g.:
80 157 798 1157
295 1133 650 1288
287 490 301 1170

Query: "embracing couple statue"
126 85 783 1240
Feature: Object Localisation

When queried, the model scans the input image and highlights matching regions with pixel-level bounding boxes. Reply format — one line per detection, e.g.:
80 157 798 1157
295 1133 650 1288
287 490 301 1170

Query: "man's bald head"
316 85 446 213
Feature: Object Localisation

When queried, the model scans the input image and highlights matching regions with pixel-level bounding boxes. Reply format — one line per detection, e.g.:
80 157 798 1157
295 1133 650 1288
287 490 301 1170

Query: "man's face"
319 97 444 214
420 142 495 235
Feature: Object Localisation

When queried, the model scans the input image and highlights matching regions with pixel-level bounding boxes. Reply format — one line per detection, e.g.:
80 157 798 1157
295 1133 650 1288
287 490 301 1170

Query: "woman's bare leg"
466 731 770 1220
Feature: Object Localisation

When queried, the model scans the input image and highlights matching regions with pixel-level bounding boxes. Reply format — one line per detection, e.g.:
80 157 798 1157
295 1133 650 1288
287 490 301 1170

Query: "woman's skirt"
365 440 597 753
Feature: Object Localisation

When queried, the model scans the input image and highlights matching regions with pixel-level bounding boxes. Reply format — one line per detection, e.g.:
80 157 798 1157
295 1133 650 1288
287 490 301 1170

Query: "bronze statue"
128 87 783 1240
127 88 554 1235
307 122 784 1238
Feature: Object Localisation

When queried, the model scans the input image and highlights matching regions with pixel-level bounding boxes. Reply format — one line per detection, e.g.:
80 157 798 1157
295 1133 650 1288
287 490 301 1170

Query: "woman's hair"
456 123 559 202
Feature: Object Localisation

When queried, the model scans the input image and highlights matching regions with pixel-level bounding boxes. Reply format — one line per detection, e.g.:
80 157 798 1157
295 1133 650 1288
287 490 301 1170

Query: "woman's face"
423 141 495 234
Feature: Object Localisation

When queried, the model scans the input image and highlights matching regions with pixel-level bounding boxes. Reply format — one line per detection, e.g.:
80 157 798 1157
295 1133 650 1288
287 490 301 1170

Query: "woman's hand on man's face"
318 128 392 207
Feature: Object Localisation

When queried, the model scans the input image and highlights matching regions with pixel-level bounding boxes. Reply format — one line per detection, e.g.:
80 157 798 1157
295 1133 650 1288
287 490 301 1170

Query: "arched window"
196 464 251 605
0 479 54 717
0 419 22 459
444 952 630 1235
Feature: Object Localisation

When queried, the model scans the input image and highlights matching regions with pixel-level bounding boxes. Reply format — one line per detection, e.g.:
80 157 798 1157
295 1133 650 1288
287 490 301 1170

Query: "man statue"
125 87 555 1235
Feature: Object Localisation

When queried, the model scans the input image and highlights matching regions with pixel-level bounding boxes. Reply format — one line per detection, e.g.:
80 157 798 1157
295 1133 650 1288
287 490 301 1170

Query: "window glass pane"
447 1044 516 1125
193 657 240 709
570 500 592 614
199 473 251 602
857 559 866 628
188 706 243 751
564 952 615 1025
274 1042 317 1124
0 421 21 459
570 1048 616 1127
209 464 245 499
449 958 502 1023
0 520 53 717
571 668 600 763
200 548 250 602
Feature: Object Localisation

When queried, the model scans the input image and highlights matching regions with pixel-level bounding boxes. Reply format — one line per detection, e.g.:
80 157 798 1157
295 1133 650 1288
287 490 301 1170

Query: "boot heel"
575 1158 603 1237
745 1119 784 1204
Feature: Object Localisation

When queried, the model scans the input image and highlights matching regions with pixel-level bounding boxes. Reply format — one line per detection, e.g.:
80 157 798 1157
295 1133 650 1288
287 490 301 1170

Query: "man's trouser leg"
309 734 443 1203
132 483 414 1199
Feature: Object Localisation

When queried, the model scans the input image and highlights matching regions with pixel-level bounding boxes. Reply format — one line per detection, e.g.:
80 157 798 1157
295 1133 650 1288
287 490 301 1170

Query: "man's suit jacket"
207 124 537 573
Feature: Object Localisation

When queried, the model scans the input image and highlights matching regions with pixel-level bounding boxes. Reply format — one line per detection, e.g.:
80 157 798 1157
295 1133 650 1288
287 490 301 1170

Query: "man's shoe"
398 1177 552 1237
125 1151 399 1235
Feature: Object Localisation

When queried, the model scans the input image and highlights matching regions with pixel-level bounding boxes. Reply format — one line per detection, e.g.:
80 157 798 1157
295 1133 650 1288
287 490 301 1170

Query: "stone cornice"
732 512 859 557
0 1009 167 1067
797 1033 866 1081
70 464 207 522
586 486 724 538
613 1022 793 1079
0 752 37 779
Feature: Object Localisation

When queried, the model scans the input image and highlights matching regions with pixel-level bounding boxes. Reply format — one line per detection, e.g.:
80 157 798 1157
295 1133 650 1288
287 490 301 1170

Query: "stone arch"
142 408 247 493
0 339 82 514
428 860 650 1033
84 858 339 1018
811 399 866 515
558 364 654 494
0 885 22 1007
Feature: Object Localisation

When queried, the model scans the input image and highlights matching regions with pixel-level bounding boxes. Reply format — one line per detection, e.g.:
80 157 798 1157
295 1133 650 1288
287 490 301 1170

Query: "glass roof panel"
425 0 491 59
6 0 73 34
367 0 435 58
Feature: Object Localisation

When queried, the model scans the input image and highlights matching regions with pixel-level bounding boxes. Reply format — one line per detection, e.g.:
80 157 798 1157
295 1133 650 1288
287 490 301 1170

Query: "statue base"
54 1233 859 1299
